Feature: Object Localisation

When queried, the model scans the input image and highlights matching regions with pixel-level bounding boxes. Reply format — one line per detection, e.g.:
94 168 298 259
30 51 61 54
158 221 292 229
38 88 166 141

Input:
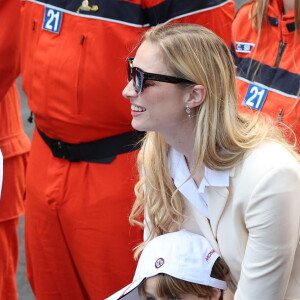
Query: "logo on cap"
205 249 215 261
155 258 165 268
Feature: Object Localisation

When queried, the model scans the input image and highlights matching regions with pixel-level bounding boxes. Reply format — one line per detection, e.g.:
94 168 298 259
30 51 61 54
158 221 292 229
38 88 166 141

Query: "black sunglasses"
127 57 195 94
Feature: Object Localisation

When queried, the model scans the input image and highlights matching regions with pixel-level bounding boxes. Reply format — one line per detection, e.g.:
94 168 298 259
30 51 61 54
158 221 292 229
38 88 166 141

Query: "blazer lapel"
183 196 220 253
208 186 230 237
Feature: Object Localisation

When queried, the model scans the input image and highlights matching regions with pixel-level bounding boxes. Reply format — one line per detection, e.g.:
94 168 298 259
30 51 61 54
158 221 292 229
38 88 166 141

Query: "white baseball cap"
105 230 227 300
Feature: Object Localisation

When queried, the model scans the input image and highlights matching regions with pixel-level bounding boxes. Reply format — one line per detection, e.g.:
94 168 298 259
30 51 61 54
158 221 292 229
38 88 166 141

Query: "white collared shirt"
168 147 230 218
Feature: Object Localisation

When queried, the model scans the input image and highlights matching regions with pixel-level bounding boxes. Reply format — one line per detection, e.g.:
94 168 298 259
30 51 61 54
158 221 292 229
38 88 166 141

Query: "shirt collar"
168 147 230 193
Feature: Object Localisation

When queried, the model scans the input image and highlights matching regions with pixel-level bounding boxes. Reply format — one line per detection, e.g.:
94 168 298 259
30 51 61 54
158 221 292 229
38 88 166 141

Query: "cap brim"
105 279 145 300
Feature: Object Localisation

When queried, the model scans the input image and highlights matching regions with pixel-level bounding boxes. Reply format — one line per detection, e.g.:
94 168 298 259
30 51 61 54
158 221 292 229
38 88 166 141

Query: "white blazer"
178 143 300 300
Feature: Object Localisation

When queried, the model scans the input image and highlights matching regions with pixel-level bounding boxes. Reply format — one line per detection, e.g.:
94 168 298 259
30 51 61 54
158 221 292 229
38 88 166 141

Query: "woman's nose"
122 80 137 99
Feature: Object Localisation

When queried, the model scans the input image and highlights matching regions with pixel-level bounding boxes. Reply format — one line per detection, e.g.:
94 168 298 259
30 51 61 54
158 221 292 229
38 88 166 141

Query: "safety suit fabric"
0 218 20 300
0 0 20 100
20 0 235 299
0 0 31 299
0 84 30 221
0 151 2 194
231 0 300 149
25 129 142 300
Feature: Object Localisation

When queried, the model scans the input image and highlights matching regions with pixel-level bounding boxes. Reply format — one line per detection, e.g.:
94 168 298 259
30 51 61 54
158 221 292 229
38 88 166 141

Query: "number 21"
45 9 60 31
243 84 268 111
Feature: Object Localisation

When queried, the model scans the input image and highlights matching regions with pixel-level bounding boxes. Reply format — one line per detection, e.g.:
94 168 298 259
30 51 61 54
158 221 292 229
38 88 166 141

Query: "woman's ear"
210 288 222 300
185 85 206 109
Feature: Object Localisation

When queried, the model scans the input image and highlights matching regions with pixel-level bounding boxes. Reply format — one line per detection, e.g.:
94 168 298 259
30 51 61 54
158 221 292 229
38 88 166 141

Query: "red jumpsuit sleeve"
0 0 21 100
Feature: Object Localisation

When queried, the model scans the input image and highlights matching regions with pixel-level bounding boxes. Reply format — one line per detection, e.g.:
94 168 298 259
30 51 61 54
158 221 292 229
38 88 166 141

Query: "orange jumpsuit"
0 0 31 299
232 0 300 149
20 1 234 299
0 152 2 192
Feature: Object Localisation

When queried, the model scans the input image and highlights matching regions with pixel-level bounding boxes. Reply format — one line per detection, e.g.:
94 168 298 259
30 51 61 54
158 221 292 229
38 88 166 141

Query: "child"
105 230 228 300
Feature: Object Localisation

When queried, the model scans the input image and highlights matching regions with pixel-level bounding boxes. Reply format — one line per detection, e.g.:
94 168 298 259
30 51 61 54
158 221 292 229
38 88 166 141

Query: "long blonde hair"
130 23 299 256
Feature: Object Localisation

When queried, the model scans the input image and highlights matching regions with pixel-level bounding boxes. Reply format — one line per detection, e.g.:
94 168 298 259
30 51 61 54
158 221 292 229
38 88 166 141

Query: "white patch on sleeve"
236 42 255 53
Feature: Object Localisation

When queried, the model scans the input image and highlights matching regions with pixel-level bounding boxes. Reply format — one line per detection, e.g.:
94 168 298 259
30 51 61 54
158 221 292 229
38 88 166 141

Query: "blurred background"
16 1 246 298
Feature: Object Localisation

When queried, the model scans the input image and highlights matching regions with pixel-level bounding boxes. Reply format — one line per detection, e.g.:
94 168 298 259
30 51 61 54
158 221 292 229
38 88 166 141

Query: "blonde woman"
123 23 300 300
232 0 300 150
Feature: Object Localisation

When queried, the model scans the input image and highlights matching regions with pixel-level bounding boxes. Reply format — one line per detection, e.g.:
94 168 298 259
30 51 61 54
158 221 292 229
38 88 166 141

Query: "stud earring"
185 104 191 118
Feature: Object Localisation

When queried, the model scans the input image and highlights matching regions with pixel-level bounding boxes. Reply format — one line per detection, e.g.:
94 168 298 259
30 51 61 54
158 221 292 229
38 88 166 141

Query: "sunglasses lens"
127 59 143 94
133 69 142 94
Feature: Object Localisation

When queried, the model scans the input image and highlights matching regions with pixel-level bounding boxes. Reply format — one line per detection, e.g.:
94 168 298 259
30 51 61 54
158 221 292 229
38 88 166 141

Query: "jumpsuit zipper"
274 41 286 122
274 35 286 122
274 41 286 68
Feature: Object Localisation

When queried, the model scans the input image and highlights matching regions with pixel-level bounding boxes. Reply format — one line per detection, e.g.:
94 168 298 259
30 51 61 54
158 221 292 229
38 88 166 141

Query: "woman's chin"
132 121 147 132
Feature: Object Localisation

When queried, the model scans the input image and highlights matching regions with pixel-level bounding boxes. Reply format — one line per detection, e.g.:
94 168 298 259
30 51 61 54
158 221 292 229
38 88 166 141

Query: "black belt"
37 128 145 163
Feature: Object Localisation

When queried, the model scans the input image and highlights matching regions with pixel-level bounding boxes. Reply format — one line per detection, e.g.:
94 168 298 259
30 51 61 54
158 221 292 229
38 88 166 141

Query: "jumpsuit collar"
268 0 297 42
